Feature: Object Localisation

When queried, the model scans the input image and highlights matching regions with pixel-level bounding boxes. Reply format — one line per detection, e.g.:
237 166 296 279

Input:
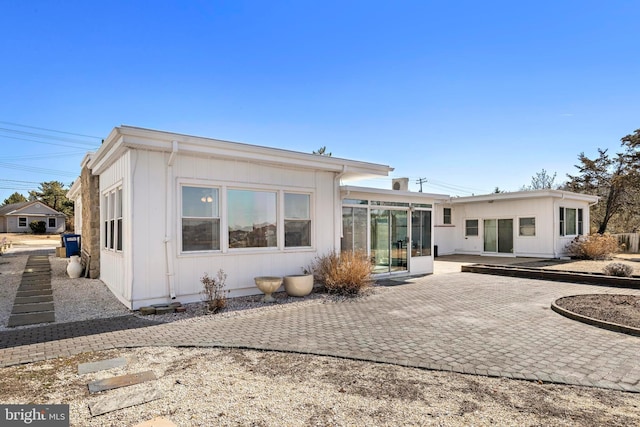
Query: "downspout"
165 141 178 299
334 166 348 249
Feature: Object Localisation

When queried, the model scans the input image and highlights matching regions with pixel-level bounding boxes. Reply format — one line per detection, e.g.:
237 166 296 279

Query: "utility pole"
416 178 427 192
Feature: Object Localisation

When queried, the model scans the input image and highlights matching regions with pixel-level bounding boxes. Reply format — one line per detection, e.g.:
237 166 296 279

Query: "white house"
0 201 66 233
72 126 447 309
433 190 599 258
70 126 598 309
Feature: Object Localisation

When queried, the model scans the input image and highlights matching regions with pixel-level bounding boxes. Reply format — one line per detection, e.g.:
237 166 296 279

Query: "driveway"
1 267 640 392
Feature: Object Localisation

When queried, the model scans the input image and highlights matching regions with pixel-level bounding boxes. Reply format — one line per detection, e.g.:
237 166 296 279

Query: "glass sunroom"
340 186 448 277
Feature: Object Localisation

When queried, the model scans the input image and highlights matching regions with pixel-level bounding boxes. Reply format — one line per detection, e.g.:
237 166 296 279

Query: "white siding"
126 149 337 308
99 150 131 307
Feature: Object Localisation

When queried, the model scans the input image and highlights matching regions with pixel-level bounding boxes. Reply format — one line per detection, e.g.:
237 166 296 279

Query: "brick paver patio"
1 270 640 392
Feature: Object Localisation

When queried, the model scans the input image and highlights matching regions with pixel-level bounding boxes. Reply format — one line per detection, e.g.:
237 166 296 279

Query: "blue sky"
1 1 638 203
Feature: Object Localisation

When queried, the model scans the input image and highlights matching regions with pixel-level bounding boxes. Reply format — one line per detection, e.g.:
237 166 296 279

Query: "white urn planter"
283 274 314 297
67 255 83 279
254 276 282 303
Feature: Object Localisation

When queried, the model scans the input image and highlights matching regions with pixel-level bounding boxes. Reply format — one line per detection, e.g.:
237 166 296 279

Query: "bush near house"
566 233 620 260
29 220 47 234
200 270 229 313
307 250 373 295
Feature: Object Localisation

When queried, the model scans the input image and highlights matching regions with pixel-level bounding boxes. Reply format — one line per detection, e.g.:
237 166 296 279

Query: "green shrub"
200 269 229 313
29 220 46 234
602 262 634 277
307 250 373 295
565 234 619 260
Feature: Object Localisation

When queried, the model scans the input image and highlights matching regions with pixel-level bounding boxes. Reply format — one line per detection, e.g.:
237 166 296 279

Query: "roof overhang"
341 185 450 203
88 126 394 181
443 189 600 204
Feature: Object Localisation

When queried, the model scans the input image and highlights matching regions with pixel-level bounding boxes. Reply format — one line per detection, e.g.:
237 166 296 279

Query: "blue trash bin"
62 234 81 257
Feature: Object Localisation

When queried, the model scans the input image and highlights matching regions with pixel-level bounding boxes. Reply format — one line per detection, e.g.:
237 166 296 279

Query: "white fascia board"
67 178 82 200
447 189 599 204
88 126 393 180
341 185 449 202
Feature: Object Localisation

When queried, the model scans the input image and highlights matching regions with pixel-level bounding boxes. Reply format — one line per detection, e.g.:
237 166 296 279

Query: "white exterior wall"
434 195 595 259
125 149 337 309
449 198 555 257
554 198 591 257
99 150 131 307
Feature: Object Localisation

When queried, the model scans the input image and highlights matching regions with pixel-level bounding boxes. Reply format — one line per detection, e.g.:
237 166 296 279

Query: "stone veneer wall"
80 165 100 278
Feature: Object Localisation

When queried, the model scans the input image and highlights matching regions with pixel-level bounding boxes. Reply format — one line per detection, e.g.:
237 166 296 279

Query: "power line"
0 161 77 177
0 120 102 140
0 127 99 146
0 150 86 161
0 134 100 150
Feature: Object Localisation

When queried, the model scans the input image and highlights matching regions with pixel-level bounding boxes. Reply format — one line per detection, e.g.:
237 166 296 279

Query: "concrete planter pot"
254 276 282 303
284 274 314 297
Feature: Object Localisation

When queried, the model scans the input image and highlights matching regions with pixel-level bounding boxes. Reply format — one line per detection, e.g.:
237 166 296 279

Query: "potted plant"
283 269 314 297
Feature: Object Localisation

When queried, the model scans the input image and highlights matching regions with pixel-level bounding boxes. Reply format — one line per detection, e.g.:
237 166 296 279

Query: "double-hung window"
48 217 56 228
284 193 311 247
443 207 452 225
182 186 220 252
104 187 123 251
559 207 583 236
18 217 27 228
465 219 479 236
519 217 535 236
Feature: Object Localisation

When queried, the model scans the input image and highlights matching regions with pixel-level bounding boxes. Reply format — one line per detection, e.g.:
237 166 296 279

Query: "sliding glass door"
371 209 408 273
484 218 513 254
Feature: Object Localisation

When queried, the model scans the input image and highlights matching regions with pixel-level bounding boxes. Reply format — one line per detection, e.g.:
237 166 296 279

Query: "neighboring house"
69 126 597 309
433 190 599 258
0 201 67 233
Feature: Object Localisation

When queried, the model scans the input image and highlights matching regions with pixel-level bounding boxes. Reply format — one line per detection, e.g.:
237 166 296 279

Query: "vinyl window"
443 207 452 225
519 217 536 236
465 219 479 236
181 186 220 252
284 193 311 247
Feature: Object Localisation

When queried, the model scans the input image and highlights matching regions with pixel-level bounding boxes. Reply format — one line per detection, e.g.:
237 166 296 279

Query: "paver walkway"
1 271 640 392
7 255 55 327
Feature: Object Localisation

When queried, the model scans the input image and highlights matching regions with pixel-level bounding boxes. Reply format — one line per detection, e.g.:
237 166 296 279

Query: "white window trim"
48 217 56 228
283 191 313 250
518 216 536 237
443 207 452 225
179 184 222 254
18 217 28 228
559 207 582 237
464 218 479 237
177 179 315 256
102 183 123 253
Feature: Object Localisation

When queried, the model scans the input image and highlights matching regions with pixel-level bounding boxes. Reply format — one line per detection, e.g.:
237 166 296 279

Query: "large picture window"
411 210 432 257
228 189 277 248
182 186 220 252
284 193 311 247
